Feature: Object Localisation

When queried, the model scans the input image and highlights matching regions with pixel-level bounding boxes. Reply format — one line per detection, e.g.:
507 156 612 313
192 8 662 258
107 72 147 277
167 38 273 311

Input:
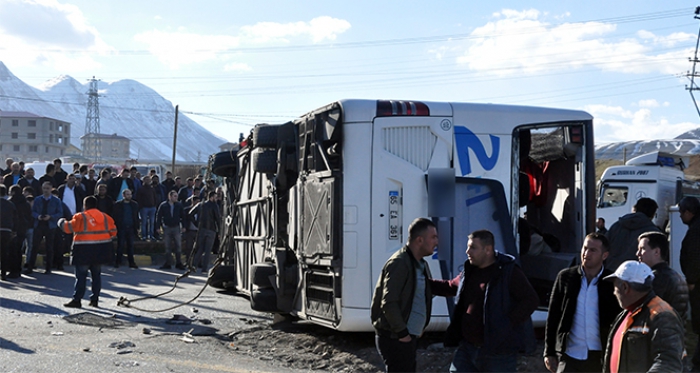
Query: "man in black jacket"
0 185 17 280
191 191 221 273
431 230 539 373
108 168 134 202
18 167 41 193
679 196 700 370
113 189 140 268
95 184 114 218
637 231 688 320
8 185 31 279
544 233 621 373
605 198 660 271
52 158 68 187
156 190 186 270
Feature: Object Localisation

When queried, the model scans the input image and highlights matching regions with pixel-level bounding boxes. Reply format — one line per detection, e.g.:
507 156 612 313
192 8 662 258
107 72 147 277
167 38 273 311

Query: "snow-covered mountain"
594 127 700 160
0 61 225 163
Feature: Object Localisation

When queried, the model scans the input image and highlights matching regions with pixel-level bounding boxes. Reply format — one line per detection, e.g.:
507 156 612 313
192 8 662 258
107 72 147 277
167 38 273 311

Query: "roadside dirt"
222 318 549 372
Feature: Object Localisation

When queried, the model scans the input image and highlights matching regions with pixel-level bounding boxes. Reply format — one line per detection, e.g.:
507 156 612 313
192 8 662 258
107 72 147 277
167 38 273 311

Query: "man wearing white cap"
602 260 684 373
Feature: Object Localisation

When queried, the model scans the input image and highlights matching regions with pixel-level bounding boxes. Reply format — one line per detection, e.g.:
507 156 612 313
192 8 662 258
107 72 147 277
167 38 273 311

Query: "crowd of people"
372 194 700 373
0 157 222 284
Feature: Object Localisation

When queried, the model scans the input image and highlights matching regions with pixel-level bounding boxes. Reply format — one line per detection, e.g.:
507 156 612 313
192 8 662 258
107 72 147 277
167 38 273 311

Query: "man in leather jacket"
371 218 437 372
636 231 688 320
603 261 684 373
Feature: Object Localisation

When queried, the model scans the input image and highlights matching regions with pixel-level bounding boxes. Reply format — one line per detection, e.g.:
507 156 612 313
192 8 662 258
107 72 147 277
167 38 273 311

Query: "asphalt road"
0 265 311 373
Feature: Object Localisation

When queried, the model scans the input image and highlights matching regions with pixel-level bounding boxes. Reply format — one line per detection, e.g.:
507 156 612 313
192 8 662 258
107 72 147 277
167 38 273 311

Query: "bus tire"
250 288 278 312
208 265 236 289
250 263 276 289
253 125 279 148
212 151 237 177
252 148 277 174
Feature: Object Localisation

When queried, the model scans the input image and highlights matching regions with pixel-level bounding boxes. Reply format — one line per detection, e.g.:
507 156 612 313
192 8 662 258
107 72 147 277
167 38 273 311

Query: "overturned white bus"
208 99 595 331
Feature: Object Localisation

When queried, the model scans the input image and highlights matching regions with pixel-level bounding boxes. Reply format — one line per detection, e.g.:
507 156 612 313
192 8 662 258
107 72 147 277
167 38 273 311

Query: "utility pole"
171 105 178 175
685 7 700 119
85 76 101 162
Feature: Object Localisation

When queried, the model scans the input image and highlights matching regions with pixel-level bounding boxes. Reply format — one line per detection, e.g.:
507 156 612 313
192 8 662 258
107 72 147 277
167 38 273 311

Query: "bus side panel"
340 122 373 309
367 116 454 330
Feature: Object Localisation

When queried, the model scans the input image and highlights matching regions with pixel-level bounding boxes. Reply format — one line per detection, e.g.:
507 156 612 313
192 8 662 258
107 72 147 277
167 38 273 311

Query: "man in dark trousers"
182 195 200 265
156 190 186 270
60 196 117 308
679 196 700 370
191 191 221 273
24 181 63 275
371 218 438 373
113 189 140 268
0 185 17 281
8 185 31 279
544 233 621 373
431 229 539 373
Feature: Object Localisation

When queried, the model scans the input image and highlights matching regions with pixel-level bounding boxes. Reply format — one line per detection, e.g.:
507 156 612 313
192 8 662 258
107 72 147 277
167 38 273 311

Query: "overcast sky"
0 0 698 144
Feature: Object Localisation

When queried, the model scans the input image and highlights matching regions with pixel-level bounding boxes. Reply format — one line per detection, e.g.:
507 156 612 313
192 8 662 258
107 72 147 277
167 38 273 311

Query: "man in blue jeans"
431 230 539 372
135 175 157 241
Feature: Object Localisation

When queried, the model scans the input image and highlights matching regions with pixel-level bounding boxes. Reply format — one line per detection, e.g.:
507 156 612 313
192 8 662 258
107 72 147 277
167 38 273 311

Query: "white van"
597 152 693 230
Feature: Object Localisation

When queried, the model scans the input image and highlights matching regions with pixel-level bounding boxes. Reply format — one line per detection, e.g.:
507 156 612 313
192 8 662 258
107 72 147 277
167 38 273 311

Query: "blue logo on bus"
454 126 500 176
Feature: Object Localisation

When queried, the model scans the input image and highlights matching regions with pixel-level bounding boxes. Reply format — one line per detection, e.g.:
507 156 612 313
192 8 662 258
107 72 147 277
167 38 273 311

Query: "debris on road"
109 341 135 349
180 329 196 343
166 314 192 325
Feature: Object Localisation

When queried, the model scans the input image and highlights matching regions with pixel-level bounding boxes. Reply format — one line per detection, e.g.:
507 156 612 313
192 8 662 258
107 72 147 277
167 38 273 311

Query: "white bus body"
211 99 595 331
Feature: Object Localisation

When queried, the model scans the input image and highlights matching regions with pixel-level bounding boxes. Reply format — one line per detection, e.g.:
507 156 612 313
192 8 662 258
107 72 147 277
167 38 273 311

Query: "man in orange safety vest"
58 195 117 308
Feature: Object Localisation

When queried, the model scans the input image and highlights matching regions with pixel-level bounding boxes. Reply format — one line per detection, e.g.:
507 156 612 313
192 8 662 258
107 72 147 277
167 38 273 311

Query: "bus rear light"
376 100 430 117
569 125 583 144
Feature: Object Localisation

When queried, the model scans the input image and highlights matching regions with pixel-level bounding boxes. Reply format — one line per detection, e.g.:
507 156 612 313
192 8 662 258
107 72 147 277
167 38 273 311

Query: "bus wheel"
250 263 276 289
253 124 279 148
208 265 235 289
252 148 277 174
212 151 237 177
250 288 278 312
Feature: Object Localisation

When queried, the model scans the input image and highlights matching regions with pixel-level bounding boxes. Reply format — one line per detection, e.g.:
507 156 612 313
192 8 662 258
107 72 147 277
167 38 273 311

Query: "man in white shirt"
56 174 85 270
544 233 622 373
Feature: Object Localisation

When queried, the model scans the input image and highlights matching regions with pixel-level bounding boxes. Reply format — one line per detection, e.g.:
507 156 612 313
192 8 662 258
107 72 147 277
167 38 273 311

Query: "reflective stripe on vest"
73 211 114 245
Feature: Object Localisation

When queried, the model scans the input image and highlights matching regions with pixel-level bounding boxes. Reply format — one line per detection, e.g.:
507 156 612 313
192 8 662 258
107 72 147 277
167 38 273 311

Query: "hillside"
0 61 224 163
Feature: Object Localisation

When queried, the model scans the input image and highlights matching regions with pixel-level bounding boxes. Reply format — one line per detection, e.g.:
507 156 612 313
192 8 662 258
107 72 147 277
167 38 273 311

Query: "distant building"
0 111 71 162
81 133 130 161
